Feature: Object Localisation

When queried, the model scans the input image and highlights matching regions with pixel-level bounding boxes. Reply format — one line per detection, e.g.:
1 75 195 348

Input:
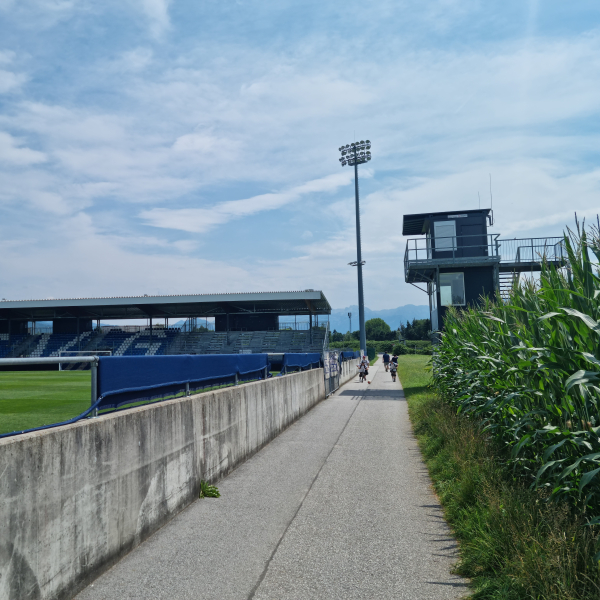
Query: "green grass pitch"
0 369 272 436
0 371 91 435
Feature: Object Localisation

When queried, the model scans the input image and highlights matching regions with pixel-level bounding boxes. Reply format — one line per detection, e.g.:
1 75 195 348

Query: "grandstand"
168 328 327 355
0 291 331 359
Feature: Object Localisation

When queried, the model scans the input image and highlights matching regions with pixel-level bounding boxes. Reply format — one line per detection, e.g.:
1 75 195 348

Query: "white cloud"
0 69 25 93
140 172 354 233
0 51 15 64
172 132 240 160
139 0 171 38
0 213 260 300
113 47 154 72
0 132 46 165
1 3 600 309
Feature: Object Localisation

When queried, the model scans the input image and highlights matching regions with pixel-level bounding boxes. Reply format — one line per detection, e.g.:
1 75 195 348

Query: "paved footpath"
77 362 468 600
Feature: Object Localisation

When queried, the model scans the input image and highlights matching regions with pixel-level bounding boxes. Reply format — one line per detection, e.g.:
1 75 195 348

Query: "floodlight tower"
339 139 371 356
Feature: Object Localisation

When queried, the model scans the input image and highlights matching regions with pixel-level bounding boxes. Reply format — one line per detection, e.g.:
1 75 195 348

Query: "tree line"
329 317 431 342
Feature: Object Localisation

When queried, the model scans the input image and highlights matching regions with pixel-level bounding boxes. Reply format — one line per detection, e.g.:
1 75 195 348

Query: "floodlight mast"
339 140 371 356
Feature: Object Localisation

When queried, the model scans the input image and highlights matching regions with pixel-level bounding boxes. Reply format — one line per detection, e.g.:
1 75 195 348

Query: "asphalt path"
77 362 467 600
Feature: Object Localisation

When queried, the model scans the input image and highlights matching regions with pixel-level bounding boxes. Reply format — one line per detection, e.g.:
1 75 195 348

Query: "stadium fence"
0 350 361 439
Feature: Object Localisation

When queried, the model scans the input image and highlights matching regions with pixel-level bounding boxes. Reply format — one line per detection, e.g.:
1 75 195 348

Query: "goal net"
59 350 112 371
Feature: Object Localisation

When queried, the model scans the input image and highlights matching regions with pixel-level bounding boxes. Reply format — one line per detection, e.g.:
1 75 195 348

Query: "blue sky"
1 0 600 310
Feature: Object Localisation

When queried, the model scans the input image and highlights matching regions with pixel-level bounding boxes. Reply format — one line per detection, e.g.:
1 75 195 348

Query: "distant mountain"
329 305 430 333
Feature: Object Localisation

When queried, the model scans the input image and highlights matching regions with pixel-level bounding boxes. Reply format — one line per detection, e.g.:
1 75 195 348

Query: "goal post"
59 350 111 371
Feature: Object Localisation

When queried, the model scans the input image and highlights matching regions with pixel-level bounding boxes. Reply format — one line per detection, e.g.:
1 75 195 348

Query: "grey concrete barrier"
0 369 325 600
339 358 359 386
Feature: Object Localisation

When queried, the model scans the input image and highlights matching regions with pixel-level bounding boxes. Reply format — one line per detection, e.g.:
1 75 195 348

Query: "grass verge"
397 355 600 600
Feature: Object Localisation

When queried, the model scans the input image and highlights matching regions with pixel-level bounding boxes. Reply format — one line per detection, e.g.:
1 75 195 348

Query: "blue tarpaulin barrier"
0 352 330 439
341 351 360 361
281 353 321 372
97 354 270 410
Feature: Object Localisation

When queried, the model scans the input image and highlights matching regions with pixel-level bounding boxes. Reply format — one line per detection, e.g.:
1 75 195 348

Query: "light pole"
348 312 352 336
339 139 371 356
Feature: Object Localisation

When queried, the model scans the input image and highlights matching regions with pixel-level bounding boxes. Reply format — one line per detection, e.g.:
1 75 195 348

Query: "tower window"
433 220 456 251
439 272 465 306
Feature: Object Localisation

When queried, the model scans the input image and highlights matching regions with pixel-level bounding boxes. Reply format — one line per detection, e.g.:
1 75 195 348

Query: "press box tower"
402 208 564 331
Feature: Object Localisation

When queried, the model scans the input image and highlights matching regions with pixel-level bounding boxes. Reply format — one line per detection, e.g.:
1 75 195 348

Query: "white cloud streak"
0 132 46 165
139 0 171 38
140 172 354 233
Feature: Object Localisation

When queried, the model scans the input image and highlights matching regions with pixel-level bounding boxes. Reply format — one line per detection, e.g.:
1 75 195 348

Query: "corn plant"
432 222 600 518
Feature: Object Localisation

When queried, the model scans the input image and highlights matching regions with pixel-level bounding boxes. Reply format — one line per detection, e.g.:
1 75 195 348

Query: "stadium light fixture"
339 139 371 356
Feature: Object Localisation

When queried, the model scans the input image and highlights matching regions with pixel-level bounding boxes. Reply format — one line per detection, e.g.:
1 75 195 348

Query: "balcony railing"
404 233 500 266
405 234 565 281
496 237 564 265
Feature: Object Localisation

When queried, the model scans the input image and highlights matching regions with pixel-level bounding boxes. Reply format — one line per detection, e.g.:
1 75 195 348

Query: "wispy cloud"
139 0 171 38
0 132 46 164
1 1 600 308
0 67 25 93
140 172 354 233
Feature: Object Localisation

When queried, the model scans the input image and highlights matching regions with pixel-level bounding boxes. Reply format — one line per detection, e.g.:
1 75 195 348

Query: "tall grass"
401 356 600 599
433 223 600 521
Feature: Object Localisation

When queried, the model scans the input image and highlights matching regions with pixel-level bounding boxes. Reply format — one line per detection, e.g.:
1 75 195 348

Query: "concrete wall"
339 358 358 386
0 369 325 600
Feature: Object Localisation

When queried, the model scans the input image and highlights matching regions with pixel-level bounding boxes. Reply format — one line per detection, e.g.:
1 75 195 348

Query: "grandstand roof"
0 291 331 321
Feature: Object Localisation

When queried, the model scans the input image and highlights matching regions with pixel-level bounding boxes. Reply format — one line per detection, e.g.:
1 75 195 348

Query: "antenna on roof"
478 191 481 209
488 173 494 226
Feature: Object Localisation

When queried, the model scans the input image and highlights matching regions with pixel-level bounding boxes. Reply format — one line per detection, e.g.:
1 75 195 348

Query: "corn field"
433 222 600 520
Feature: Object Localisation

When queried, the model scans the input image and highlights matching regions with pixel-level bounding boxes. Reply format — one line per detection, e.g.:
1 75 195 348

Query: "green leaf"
579 467 600 493
538 312 562 322
565 370 600 391
561 307 600 333
536 459 564 483
559 453 600 481
199 480 221 498
482 315 506 323
543 439 568 462
581 352 600 368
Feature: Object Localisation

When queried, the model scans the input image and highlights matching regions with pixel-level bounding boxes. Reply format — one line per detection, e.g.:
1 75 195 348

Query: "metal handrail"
323 321 330 353
500 237 564 264
405 233 500 264
405 234 564 266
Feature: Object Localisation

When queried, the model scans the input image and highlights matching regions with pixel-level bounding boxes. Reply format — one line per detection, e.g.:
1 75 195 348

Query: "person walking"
358 359 367 383
390 354 398 382
382 351 390 372
357 354 369 383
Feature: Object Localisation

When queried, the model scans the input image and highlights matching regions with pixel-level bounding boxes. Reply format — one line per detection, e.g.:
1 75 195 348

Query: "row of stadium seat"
84 328 180 356
170 329 327 355
0 334 26 358
2 328 327 358
25 332 94 358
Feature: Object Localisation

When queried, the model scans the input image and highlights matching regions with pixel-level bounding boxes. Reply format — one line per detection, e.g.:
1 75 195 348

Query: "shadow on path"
338 389 405 399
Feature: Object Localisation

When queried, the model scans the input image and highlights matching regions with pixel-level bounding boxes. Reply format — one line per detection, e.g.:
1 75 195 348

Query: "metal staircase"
499 271 519 301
